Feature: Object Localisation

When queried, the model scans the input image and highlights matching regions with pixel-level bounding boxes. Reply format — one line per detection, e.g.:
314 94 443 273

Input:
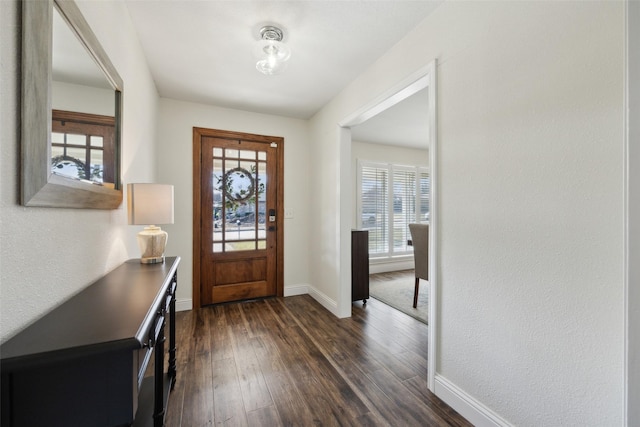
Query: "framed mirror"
22 0 123 209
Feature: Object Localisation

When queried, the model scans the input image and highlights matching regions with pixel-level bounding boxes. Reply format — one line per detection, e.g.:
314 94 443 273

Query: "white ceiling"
123 0 441 146
351 88 429 149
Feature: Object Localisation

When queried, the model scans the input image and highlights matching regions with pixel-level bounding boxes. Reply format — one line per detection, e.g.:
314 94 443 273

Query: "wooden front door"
193 128 284 306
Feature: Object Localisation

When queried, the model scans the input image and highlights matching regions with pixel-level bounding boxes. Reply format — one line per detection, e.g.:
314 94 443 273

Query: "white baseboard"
434 375 512 427
284 284 310 296
175 298 192 312
307 286 339 316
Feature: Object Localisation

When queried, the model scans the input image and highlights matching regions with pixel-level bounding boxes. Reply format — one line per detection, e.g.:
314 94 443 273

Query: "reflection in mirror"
51 110 116 184
21 0 123 208
52 5 116 186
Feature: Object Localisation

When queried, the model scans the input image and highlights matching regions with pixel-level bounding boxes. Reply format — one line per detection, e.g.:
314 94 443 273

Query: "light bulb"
254 28 291 75
256 57 288 75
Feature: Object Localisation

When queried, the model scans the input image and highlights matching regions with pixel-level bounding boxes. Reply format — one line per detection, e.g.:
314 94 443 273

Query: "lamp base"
141 255 165 264
137 225 168 264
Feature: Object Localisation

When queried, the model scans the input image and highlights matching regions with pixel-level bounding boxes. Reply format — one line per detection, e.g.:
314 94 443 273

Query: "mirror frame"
22 0 123 209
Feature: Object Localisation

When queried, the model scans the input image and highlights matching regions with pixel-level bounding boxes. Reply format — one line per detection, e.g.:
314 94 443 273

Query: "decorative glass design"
51 131 106 183
223 167 255 202
212 147 267 252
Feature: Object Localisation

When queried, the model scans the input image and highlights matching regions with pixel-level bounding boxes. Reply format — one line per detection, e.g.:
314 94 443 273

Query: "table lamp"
127 183 174 264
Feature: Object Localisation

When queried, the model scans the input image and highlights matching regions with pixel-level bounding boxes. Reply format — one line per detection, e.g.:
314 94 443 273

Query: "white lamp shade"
127 183 174 225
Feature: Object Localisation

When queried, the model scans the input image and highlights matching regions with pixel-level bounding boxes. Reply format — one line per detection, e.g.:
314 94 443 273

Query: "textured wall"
310 1 625 425
0 0 159 341
434 2 623 424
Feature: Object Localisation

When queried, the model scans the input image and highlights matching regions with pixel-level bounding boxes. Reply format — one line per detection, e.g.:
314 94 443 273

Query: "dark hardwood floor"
164 295 471 426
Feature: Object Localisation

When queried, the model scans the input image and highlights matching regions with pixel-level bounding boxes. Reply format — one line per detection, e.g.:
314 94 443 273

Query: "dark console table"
0 256 180 427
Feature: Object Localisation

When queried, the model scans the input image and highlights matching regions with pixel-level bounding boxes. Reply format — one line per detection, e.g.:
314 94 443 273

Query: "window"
51 110 116 185
358 160 429 259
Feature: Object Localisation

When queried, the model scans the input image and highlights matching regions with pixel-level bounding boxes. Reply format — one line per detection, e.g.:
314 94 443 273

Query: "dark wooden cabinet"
0 257 180 427
351 230 369 303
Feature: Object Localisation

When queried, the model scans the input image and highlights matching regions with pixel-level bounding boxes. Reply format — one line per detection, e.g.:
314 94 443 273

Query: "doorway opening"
338 60 437 390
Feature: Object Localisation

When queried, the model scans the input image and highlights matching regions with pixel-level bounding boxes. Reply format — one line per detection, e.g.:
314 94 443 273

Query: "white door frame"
337 60 438 390
625 1 639 424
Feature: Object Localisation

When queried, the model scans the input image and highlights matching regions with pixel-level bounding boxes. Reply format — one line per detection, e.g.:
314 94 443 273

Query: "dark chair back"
409 223 429 281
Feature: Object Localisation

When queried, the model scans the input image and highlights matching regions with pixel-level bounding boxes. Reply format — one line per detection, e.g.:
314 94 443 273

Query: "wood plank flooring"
164 295 471 426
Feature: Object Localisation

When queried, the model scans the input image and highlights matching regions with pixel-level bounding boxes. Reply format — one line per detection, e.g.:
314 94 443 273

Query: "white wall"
310 1 625 425
156 98 312 308
0 0 159 341
52 81 115 116
627 1 640 424
307 125 343 307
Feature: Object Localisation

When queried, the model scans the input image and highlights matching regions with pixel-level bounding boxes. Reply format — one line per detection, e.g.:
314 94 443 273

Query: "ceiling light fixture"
255 25 291 75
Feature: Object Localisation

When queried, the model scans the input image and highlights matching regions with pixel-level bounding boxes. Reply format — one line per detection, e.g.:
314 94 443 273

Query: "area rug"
369 270 428 324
